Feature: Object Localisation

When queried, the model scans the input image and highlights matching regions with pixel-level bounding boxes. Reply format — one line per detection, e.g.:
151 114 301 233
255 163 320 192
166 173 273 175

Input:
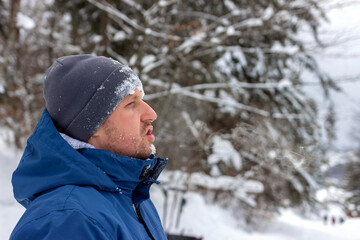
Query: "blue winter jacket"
10 109 168 240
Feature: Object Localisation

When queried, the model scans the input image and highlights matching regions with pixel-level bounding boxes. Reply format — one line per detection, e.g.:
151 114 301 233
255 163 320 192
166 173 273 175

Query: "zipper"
132 203 155 240
131 157 167 239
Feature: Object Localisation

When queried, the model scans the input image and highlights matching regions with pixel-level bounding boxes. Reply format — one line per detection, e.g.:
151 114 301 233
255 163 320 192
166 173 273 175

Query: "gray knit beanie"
43 54 143 142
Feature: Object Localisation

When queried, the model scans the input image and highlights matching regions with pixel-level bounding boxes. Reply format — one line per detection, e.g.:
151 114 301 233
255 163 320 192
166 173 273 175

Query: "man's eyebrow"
125 94 140 102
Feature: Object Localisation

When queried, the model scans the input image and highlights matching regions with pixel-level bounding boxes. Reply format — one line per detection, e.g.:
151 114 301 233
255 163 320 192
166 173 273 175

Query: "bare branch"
87 0 182 41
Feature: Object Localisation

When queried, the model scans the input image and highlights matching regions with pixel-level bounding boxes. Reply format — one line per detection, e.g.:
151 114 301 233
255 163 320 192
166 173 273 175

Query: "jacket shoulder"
10 208 111 240
11 185 112 240
12 185 154 240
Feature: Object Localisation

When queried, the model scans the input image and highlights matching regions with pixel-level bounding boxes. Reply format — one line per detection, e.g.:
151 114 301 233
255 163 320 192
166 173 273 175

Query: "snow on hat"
43 54 143 142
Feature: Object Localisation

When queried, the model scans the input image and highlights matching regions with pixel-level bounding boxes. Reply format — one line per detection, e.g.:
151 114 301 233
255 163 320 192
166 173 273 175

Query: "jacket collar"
59 129 168 199
80 149 168 199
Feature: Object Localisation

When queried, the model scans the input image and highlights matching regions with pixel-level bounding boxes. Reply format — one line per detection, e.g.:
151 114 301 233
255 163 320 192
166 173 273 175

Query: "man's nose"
141 101 157 122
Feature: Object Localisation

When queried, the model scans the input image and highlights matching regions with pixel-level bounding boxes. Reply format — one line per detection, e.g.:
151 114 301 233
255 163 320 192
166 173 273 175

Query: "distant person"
323 214 328 225
331 216 336 225
10 55 168 239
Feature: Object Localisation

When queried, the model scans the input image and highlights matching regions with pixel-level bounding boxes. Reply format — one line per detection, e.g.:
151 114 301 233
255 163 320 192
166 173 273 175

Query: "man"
10 55 168 240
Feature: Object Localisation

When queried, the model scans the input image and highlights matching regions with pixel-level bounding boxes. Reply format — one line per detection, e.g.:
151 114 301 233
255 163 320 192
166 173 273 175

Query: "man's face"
88 89 157 160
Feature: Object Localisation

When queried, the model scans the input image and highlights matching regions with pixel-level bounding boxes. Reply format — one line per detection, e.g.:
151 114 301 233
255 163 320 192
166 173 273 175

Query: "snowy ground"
151 185 360 240
1 143 359 240
0 140 24 240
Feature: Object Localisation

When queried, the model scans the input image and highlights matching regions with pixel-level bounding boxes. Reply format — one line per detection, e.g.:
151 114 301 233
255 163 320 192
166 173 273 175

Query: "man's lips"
145 126 155 142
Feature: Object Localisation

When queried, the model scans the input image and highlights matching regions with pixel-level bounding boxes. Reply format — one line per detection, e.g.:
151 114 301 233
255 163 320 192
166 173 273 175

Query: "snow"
326 150 357 169
150 184 360 240
271 42 299 55
44 0 54 4
91 35 102 43
224 0 237 11
114 65 144 98
0 203 24 240
145 28 152 35
176 32 206 54
316 187 350 207
158 0 170 7
262 6 274 21
237 18 263 28
158 170 258 208
16 12 35 30
208 136 242 173
113 31 126 41
215 26 226 34
217 50 247 73
141 55 156 67
226 26 236 36
150 144 156 155
0 138 24 240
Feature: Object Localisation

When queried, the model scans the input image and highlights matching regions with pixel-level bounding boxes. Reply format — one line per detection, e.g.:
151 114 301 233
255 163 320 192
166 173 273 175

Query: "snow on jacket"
10 109 168 240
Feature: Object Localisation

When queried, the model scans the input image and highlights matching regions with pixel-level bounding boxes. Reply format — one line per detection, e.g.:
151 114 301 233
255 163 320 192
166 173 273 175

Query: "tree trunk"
2 0 21 90
99 0 113 56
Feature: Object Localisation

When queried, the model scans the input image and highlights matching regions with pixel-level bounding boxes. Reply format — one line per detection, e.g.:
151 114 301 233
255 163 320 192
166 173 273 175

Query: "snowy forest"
1 0 360 239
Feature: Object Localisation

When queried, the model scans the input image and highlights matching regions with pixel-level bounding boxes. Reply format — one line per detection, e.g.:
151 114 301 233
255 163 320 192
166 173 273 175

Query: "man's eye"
126 102 135 107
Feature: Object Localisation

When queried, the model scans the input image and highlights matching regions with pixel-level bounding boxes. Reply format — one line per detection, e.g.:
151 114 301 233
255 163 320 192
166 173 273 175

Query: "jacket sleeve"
10 209 110 240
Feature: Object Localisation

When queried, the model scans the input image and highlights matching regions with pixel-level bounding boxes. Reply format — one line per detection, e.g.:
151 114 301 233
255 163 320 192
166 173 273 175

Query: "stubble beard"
103 121 155 160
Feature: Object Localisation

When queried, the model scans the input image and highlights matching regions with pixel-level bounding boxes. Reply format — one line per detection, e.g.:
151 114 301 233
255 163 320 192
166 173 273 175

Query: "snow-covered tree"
344 111 360 217
344 157 360 217
0 0 81 146
0 0 29 147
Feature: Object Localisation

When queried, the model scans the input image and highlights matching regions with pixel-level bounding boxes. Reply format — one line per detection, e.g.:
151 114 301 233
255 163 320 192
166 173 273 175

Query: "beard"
102 120 154 160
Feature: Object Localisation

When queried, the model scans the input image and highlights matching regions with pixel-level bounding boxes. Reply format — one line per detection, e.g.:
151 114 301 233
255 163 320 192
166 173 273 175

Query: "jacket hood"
12 109 167 208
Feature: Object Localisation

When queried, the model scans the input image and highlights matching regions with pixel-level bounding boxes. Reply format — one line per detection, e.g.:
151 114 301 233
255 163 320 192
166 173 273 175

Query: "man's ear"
87 127 102 147
91 130 100 138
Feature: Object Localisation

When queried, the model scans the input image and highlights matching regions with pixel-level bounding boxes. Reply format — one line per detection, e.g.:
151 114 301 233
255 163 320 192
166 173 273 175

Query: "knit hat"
43 54 144 142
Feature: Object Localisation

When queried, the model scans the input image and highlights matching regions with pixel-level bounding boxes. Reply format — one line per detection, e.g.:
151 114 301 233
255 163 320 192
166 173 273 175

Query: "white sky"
306 0 360 150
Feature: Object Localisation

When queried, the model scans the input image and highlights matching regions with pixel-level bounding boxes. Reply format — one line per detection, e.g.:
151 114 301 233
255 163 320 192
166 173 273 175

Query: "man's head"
44 54 157 159
88 89 157 159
